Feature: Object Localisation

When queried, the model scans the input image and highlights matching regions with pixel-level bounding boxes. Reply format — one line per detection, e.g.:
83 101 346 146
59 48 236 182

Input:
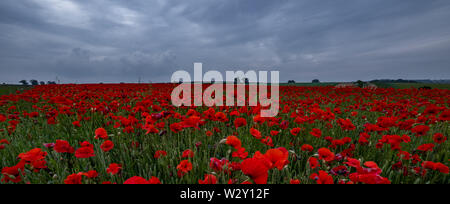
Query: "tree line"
19 80 57 86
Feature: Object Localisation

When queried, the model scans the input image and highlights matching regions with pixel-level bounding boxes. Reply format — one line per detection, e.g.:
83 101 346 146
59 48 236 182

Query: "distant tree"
47 81 56 85
288 80 296 84
356 80 365 88
211 78 215 84
312 79 320 83
419 86 432 90
245 78 249 84
19 80 29 85
39 81 45 85
30 79 39 86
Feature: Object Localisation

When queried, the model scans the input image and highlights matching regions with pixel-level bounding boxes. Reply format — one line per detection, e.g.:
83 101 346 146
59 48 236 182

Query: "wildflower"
154 150 167 159
198 174 217 184
290 127 301 136
433 133 446 144
241 157 270 184
54 140 74 154
95 128 108 139
182 149 194 158
234 118 247 129
310 128 322 138
100 140 114 152
301 144 314 152
106 163 122 175
64 173 82 184
318 148 335 162
177 160 192 177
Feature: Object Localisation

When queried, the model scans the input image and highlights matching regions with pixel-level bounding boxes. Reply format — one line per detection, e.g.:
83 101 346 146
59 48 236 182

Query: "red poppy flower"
226 136 242 149
106 163 122 175
337 118 356 131
100 140 114 152
289 127 301 136
54 140 74 154
148 176 162 184
72 121 81 127
215 112 228 122
95 128 108 140
86 170 98 178
64 173 82 184
344 158 361 168
318 148 335 162
301 144 314 152
310 170 334 184
310 128 322 138
433 133 447 144
232 147 249 159
124 176 161 184
145 124 159 134
154 150 167 159
0 139 10 145
241 157 269 184
438 109 450 121
0 139 9 150
170 123 184 133
234 118 247 129
1 163 23 183
270 130 279 136
18 148 47 162
75 146 95 158
417 143 435 152
198 174 217 184
183 116 202 130
261 136 274 147
177 160 192 177
209 158 231 172
0 114 6 122
411 125 430 136
182 149 194 158
263 148 289 170
290 179 301 184
308 157 320 169
250 128 262 139
124 176 149 184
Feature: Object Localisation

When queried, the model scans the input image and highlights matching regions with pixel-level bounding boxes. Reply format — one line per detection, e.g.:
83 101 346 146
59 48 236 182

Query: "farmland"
0 85 30 96
0 84 449 184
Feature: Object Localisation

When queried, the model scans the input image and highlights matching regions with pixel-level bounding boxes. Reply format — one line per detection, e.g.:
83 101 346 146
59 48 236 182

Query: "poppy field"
0 84 449 184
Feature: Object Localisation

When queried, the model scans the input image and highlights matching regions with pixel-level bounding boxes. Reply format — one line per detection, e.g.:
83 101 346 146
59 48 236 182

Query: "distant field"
280 82 339 87
284 82 450 89
0 83 449 96
373 83 450 89
0 85 30 95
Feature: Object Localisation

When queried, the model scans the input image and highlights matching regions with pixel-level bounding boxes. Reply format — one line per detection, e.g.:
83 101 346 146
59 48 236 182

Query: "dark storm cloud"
1 0 450 84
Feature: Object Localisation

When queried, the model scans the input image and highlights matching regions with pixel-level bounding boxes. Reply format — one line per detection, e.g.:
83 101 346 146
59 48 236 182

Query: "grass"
283 82 450 90
0 85 30 95
386 83 450 89
280 83 339 87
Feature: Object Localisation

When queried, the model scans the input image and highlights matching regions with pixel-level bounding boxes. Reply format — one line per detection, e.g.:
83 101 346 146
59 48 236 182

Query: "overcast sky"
1 0 450 84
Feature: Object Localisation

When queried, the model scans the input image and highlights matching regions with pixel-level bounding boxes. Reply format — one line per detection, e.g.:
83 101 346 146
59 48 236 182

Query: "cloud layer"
1 0 450 83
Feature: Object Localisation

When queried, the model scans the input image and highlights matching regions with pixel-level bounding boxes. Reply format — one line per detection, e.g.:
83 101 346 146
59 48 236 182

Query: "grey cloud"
0 0 450 84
